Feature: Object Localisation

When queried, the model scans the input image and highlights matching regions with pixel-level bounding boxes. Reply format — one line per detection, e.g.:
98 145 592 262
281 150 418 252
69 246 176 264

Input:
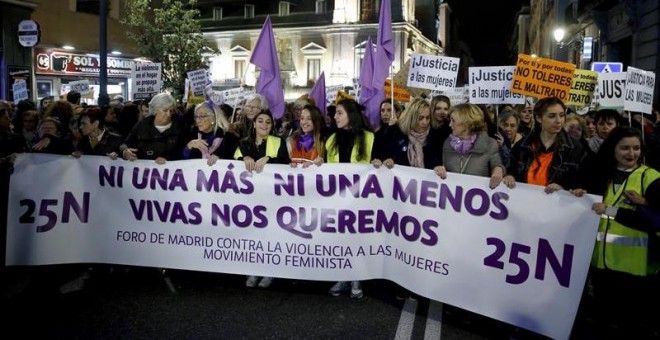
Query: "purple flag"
373 0 394 87
358 37 375 106
358 37 383 129
250 16 285 119
309 71 327 115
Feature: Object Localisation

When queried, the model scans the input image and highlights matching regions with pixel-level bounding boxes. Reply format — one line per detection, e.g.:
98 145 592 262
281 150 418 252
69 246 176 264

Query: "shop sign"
34 48 134 77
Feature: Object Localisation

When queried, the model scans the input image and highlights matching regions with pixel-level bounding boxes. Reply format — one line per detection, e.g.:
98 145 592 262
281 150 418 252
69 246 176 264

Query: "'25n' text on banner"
7 154 600 340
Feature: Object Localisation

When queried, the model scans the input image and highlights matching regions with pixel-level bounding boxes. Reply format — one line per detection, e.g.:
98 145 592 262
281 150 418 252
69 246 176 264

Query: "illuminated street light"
553 28 565 44
62 45 75 50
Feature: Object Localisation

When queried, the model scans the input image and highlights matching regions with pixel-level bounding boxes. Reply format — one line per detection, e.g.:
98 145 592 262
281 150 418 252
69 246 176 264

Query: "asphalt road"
1 265 586 339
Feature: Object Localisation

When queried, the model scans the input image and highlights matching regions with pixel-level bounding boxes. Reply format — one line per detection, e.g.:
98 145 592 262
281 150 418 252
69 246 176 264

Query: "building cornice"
0 0 37 9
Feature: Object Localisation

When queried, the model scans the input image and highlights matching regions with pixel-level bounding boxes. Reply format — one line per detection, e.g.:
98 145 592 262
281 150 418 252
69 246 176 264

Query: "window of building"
316 0 327 14
213 7 223 21
245 4 255 19
307 58 321 82
279 2 291 16
234 59 247 79
354 40 371 76
300 42 327 85
231 45 251 80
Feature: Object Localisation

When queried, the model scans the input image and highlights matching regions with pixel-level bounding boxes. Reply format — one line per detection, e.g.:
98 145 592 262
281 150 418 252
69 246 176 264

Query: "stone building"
196 0 449 98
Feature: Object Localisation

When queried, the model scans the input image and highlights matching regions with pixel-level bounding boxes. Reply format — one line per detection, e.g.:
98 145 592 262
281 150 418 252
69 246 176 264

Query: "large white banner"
468 66 525 105
7 154 600 340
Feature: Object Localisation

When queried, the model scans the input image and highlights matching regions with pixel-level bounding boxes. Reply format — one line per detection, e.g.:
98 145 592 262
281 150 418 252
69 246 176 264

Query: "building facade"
197 0 446 99
0 0 139 103
518 0 659 102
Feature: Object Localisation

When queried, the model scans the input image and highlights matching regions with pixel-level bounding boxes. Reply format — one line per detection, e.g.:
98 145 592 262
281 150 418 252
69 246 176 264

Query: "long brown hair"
291 104 326 158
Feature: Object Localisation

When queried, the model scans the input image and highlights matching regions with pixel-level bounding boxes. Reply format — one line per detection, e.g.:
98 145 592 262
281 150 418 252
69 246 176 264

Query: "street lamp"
553 28 566 45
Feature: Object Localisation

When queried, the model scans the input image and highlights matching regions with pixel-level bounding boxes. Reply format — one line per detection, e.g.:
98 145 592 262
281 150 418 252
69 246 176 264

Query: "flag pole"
390 65 394 116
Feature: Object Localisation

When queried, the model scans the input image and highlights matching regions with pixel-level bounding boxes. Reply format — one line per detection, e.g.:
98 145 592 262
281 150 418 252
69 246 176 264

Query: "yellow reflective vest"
234 135 281 160
592 165 660 276
325 130 374 163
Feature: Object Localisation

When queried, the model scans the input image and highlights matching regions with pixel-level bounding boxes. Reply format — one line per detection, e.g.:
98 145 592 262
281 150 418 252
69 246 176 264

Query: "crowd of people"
1 88 660 337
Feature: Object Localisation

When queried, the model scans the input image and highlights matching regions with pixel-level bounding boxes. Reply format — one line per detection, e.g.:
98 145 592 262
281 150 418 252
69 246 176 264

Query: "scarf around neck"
407 129 429 168
296 133 314 151
449 134 477 155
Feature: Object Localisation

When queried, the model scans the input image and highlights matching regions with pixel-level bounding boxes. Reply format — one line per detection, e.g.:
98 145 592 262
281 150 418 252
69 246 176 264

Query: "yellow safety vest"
592 165 660 276
234 135 281 160
325 130 374 163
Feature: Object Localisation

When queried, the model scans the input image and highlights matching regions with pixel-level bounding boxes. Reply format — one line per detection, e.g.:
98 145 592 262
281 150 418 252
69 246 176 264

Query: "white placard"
594 72 626 109
326 85 344 105
69 80 91 96
12 79 28 103
131 62 162 100
623 67 655 114
431 87 469 105
187 69 209 97
7 154 600 340
407 53 460 91
468 66 525 105
222 87 255 107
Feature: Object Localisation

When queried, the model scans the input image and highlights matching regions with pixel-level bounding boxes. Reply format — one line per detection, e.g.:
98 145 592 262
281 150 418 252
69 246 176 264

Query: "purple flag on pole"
309 71 327 115
358 37 375 106
250 16 285 119
373 0 394 88
358 37 383 129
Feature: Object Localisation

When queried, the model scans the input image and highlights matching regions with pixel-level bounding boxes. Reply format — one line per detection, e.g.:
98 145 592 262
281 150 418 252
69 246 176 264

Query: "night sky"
445 0 527 66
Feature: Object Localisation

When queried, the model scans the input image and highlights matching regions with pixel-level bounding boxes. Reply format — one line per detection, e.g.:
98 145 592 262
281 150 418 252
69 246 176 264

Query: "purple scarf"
200 132 222 159
296 134 314 151
449 134 477 155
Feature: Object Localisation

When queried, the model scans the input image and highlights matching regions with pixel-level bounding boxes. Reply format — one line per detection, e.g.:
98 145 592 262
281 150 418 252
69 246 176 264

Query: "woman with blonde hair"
435 103 506 189
372 98 442 171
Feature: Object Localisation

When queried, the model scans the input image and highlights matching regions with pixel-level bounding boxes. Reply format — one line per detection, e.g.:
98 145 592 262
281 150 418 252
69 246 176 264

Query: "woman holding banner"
120 93 186 164
287 104 326 166
372 98 442 171
182 102 226 166
325 98 374 299
503 97 587 193
588 126 660 337
434 103 506 189
234 110 290 289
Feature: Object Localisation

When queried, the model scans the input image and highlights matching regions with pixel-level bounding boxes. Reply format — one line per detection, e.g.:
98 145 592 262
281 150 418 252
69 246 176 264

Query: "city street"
0 266 563 339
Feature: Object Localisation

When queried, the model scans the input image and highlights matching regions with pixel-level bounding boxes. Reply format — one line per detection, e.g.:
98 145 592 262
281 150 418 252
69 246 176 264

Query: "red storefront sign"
35 48 134 78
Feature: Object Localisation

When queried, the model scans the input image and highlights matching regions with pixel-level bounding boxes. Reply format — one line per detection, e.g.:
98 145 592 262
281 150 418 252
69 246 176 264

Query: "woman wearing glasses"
183 101 226 166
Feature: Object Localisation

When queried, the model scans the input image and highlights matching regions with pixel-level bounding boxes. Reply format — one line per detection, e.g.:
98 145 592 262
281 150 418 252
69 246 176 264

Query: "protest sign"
511 54 575 101
384 79 411 102
8 154 600 340
69 79 91 96
222 87 255 107
624 67 655 114
407 53 460 91
131 62 162 100
594 72 626 109
187 69 209 97
468 66 524 105
326 85 344 106
12 79 28 103
431 87 469 105
566 69 598 107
